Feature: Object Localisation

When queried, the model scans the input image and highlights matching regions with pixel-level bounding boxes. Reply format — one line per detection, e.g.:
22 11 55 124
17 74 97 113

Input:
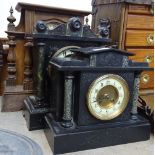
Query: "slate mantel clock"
23 17 152 155
23 17 111 130
44 47 152 154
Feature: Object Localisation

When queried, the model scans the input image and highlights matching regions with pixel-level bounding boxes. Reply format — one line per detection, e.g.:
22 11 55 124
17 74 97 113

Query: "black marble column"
34 42 46 107
61 73 74 128
131 73 140 120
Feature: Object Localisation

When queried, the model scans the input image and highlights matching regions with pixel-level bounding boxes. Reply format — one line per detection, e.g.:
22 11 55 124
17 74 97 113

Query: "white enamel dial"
87 74 129 120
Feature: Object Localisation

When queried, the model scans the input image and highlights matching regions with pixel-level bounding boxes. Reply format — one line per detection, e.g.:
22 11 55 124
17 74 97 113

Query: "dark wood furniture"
2 2 90 111
0 38 8 95
91 0 154 110
0 43 3 95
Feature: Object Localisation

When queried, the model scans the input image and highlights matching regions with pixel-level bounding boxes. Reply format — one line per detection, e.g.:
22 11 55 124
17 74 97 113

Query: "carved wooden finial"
6 35 16 86
7 7 16 31
86 16 89 25
10 6 13 14
85 16 90 28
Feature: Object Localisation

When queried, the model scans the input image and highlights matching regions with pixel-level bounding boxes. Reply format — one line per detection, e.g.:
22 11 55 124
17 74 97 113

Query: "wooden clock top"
16 2 91 16
92 0 153 5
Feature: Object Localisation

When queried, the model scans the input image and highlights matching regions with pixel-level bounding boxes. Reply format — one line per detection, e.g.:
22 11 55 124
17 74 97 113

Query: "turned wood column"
61 73 74 128
6 36 16 86
131 73 140 119
23 36 33 90
6 7 17 86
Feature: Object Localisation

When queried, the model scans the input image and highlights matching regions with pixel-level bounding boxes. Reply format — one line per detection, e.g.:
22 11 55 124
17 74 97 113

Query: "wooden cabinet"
91 0 154 108
2 2 90 111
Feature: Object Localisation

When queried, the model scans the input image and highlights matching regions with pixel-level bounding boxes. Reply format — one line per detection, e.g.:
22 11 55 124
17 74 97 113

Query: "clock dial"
52 46 80 58
46 22 60 30
87 74 129 120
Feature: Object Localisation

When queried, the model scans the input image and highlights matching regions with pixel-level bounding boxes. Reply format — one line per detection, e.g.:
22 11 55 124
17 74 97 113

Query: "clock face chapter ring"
52 46 80 58
87 74 130 121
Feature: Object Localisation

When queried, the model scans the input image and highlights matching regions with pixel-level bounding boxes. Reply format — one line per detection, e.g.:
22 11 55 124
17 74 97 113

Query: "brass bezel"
87 74 130 121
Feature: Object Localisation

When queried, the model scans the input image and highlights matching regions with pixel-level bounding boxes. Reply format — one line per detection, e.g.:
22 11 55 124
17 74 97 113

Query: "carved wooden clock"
23 17 152 155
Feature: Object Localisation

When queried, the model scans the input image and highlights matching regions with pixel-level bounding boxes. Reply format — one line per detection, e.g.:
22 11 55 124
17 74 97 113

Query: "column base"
44 114 150 155
1 85 33 112
23 96 50 131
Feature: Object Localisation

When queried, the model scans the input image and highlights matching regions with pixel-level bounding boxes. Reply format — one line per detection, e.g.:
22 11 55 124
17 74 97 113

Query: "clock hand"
93 94 114 103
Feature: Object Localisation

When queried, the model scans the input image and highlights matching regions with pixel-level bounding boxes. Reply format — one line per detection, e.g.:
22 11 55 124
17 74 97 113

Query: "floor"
0 96 154 155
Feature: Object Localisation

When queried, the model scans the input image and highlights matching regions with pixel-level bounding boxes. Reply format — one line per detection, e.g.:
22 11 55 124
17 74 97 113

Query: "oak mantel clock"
45 47 152 154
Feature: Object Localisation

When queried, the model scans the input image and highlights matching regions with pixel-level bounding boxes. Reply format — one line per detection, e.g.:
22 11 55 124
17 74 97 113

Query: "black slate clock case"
32 18 111 104
45 47 152 154
23 17 152 155
49 49 136 126
23 17 111 131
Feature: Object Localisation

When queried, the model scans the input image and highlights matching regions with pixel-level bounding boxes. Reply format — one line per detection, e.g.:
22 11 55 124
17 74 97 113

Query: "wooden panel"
0 39 8 95
119 4 128 49
125 30 154 47
128 4 152 14
15 40 25 84
127 49 154 67
92 3 124 45
140 71 154 89
0 55 7 95
127 14 153 30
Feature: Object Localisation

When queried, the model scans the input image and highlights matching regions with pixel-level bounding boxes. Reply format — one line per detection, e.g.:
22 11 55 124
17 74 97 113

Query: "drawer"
128 4 153 14
127 49 154 67
127 14 153 30
140 71 154 89
125 30 154 47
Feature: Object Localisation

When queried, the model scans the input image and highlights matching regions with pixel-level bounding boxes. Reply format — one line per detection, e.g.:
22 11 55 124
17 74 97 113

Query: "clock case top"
49 47 152 126
92 0 153 5
50 47 152 70
30 17 111 91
